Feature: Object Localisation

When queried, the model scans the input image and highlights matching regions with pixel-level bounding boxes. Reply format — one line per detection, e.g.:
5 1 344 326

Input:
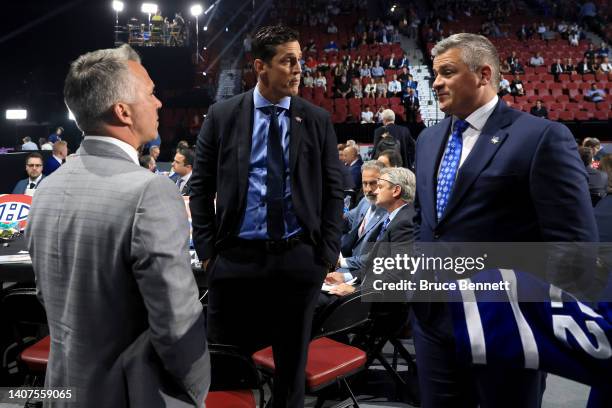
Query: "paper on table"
321 277 357 292
0 254 32 264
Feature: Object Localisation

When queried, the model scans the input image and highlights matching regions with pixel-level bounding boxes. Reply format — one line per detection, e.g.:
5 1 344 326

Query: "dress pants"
412 303 546 408
207 241 327 408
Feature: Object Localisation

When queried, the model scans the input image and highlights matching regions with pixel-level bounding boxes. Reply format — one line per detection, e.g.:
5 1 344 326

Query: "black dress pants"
207 241 327 408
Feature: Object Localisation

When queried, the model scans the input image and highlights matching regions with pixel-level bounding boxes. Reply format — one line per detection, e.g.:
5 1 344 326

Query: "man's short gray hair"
382 109 395 123
64 44 141 132
361 160 384 174
431 33 500 91
381 167 416 203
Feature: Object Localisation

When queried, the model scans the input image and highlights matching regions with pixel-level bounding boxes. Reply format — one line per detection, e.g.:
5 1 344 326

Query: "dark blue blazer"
347 158 363 190
595 196 612 242
12 177 44 194
43 157 61 176
414 100 597 243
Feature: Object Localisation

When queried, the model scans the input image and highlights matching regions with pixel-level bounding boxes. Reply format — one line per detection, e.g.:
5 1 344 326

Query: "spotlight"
190 4 203 16
112 1 124 12
203 26 208 31
141 3 158 14
68 110 76 121
6 109 27 120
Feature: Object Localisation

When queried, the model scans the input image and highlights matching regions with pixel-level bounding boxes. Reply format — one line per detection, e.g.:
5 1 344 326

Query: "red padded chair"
548 111 560 121
593 111 608 121
20 335 50 373
575 111 590 121
559 110 575 121
389 97 401 106
206 391 255 408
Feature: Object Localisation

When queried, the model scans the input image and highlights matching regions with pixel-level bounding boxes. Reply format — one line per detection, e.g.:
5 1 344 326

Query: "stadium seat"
389 97 401 106
559 110 575 121
596 102 610 111
582 74 595 82
547 111 560 121
550 102 564 111
593 111 608 121
376 97 389 106
556 95 570 103
575 111 590 121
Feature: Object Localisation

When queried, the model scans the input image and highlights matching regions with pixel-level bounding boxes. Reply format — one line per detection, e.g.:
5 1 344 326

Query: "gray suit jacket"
26 139 210 407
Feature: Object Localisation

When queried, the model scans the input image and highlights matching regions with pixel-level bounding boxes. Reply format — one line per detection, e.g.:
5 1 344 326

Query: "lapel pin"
295 116 302 123
490 136 500 144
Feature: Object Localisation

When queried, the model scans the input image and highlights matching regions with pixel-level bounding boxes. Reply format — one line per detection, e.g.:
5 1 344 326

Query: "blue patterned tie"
436 119 469 220
376 217 391 241
260 105 285 240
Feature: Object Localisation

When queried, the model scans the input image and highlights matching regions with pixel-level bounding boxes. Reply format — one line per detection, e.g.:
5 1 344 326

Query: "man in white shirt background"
21 136 38 151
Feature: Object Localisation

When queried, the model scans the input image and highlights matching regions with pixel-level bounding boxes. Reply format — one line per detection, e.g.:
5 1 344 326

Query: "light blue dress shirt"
238 86 302 239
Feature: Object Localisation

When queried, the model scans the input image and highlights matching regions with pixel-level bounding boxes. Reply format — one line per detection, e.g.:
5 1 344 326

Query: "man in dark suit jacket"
413 34 597 408
170 147 194 196
579 147 608 205
343 145 363 190
12 152 44 195
373 109 415 169
43 140 68 175
190 25 344 408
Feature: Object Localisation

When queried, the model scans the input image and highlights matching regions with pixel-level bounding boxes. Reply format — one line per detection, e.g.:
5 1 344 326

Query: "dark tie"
261 105 285 240
376 217 391 241
28 182 36 189
436 119 470 220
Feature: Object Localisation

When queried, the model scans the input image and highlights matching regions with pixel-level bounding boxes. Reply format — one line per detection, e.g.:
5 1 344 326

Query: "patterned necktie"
436 119 470 220
261 105 285 240
376 217 391 241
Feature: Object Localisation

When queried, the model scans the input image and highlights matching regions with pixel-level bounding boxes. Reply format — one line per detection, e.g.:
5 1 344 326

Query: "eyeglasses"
377 177 399 190
26 164 42 168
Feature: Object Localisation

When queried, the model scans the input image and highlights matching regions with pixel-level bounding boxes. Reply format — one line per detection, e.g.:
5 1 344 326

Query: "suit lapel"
424 117 452 225
289 97 306 175
235 91 255 205
439 101 513 223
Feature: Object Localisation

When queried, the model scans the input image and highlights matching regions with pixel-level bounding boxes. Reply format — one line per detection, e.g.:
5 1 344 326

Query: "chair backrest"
209 344 262 391
1 287 47 339
311 290 379 339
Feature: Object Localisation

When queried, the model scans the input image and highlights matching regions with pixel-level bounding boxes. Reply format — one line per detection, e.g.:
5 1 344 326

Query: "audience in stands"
583 137 608 161
579 147 608 206
499 77 511 96
351 78 363 98
565 57 577 73
510 74 525 96
551 58 564 78
577 57 593 74
302 71 314 87
361 105 374 123
364 78 377 98
530 100 548 118
585 83 605 102
387 75 402 97
43 140 67 176
529 52 545 67
404 88 420 123
12 152 44 196
598 57 611 72
373 109 414 169
375 78 387 98
314 71 327 91
21 136 38 151
335 76 352 98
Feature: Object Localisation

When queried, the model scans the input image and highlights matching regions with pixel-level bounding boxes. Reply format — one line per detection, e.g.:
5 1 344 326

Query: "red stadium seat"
596 102 610 111
556 95 570 103
582 102 596 111
582 74 595 82
548 111 560 121
559 110 575 121
389 97 401 106
376 97 389 106
575 111 591 121
550 102 564 111
593 111 608 121
206 391 256 408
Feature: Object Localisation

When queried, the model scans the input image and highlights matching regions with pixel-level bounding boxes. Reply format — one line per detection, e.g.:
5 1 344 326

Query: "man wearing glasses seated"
12 152 44 196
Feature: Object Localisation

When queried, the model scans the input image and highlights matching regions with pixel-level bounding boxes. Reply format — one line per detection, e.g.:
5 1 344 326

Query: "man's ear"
111 102 132 126
479 64 493 87
254 58 268 83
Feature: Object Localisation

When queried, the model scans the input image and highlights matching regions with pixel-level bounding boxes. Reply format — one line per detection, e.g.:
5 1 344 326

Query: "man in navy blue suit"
412 33 598 408
343 145 363 190
43 140 68 176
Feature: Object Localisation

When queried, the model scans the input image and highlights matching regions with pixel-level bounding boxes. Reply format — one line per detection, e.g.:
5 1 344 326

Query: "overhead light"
68 110 76 121
202 72 207 76
225 27 228 32
6 109 27 120
112 1 124 12
203 26 208 31
190 4 203 16
141 3 158 14
203 46 207 50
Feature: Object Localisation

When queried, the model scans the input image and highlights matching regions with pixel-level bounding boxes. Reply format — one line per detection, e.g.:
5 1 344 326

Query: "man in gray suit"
26 44 210 407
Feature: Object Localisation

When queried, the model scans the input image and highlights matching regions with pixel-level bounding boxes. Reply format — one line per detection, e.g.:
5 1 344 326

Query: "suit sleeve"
372 129 381 159
11 180 24 194
319 114 345 265
189 103 219 261
530 122 598 242
401 127 415 169
131 175 210 406
413 134 423 241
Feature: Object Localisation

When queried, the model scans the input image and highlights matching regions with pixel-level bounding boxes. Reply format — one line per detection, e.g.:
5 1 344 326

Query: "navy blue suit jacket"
347 158 363 190
414 100 597 243
43 157 61 176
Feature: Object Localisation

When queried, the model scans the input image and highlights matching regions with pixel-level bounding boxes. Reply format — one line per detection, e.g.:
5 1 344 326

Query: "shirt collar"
453 95 498 132
84 136 140 165
388 203 408 221
254 85 291 111
29 174 43 183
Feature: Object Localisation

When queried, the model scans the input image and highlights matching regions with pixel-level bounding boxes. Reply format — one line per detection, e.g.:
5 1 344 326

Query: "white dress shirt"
452 95 499 168
84 136 139 165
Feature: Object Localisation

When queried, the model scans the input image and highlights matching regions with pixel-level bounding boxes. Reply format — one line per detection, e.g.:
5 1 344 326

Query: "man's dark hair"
26 152 43 163
139 155 152 168
578 147 593 167
378 149 403 167
177 148 194 167
252 25 299 63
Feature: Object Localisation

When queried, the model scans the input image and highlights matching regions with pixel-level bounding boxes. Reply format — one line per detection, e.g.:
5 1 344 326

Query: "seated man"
12 152 45 196
43 140 68 176
323 167 416 299
377 149 403 168
530 100 548 118
585 83 605 102
334 161 387 281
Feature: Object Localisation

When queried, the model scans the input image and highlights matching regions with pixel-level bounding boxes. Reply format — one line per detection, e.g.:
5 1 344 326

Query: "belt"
223 234 308 253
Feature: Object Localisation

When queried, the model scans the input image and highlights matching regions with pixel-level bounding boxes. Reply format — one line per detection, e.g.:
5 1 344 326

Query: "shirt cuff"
343 272 353 282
